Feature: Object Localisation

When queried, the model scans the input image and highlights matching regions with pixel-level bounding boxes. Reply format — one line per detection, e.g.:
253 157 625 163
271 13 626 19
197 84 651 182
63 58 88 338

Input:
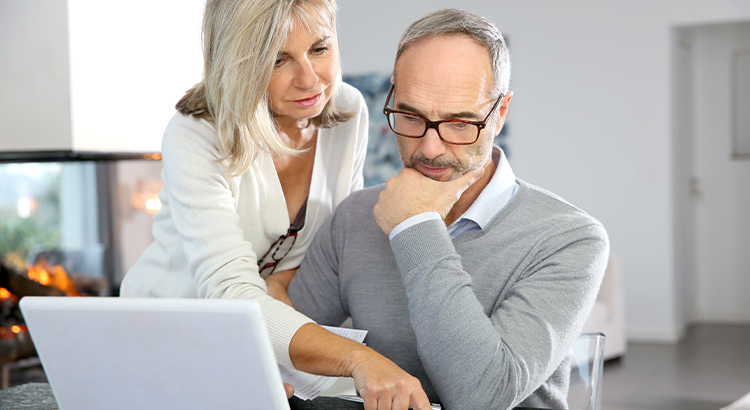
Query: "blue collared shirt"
389 146 519 240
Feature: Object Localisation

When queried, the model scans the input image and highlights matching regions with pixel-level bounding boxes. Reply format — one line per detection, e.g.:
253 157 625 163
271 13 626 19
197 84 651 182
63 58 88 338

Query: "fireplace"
1 0 200 389
0 257 87 389
0 157 163 388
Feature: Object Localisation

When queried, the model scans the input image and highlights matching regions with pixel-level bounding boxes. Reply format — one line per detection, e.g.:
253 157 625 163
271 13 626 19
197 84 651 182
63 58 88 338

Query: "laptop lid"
19 297 290 410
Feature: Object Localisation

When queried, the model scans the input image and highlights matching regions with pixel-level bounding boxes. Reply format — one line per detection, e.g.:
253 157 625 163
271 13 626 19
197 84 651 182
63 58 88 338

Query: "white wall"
336 0 750 342
0 0 205 153
67 0 204 153
0 0 72 150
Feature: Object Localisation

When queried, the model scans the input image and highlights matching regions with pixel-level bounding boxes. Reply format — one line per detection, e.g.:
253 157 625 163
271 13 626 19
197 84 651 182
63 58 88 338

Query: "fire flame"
0 324 27 339
27 259 80 297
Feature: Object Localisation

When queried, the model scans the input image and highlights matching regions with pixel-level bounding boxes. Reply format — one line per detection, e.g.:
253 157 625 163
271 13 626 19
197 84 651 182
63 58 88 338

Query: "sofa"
581 254 627 361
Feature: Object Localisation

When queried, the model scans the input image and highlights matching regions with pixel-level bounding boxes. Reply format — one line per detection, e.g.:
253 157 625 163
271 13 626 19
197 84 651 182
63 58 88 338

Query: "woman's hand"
283 382 295 399
265 268 297 308
349 348 431 410
290 324 431 410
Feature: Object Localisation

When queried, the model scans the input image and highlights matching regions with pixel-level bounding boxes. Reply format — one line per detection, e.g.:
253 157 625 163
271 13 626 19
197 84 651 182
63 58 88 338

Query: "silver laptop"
19 297 290 410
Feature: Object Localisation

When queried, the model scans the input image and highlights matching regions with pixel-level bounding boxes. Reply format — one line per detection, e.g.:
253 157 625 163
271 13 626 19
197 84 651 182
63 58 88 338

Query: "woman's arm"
157 115 314 369
265 268 297 308
290 323 432 410
268 271 432 410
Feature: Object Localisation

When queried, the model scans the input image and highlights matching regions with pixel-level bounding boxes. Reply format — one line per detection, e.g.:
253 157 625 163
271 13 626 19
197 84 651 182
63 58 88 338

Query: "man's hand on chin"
374 166 485 236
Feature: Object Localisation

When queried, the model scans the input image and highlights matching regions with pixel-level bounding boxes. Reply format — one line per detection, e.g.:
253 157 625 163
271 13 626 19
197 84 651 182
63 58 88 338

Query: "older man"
284 8 608 410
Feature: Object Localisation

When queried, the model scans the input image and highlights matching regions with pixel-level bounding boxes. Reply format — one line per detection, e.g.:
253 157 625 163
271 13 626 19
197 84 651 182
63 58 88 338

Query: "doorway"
673 21 750 326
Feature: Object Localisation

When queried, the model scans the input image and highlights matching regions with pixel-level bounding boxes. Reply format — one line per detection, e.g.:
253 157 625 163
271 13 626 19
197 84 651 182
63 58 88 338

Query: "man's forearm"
391 223 523 409
390 219 607 409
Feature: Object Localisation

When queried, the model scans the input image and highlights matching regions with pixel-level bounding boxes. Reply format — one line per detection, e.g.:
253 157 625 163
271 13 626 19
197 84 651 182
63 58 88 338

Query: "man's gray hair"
394 8 511 97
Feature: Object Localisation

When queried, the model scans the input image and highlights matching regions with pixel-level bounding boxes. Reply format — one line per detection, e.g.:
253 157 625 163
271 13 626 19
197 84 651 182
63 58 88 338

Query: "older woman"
120 1 430 408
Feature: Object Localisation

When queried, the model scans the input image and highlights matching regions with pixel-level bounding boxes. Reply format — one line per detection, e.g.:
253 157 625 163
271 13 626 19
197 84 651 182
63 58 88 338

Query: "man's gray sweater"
289 180 609 410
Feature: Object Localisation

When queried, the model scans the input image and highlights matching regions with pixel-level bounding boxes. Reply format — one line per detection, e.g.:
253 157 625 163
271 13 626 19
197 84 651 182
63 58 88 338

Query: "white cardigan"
120 83 368 368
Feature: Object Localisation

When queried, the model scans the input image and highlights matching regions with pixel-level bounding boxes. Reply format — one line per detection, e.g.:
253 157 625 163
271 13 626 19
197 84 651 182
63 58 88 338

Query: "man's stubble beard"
397 136 491 182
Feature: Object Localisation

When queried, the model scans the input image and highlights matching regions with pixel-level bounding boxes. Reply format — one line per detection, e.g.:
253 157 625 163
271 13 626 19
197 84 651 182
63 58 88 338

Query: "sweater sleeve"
160 115 313 368
287 211 349 327
389 218 609 410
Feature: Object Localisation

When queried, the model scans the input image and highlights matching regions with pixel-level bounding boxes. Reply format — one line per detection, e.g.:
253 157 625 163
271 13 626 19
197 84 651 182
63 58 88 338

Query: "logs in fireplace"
0 257 107 388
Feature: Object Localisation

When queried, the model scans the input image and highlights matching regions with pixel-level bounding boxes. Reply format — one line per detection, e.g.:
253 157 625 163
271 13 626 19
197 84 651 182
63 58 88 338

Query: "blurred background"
1 1 750 408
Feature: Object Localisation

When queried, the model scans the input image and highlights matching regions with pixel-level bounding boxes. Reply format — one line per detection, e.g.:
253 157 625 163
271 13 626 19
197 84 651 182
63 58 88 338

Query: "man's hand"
265 268 297 308
374 166 485 236
349 349 432 410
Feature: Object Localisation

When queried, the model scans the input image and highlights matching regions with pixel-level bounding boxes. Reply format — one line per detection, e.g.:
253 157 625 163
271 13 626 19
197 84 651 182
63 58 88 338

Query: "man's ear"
493 91 513 136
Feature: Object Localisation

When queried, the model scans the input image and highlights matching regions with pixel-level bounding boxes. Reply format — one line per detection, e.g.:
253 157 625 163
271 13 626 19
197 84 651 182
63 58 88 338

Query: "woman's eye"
311 46 329 55
274 58 285 67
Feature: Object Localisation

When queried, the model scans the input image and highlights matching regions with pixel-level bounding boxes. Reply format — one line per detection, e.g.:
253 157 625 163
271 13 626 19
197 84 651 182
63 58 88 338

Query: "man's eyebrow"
395 102 481 120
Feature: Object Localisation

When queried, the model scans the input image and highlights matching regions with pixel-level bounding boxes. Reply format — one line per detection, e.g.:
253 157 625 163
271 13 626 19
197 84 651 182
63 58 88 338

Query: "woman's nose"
294 59 319 91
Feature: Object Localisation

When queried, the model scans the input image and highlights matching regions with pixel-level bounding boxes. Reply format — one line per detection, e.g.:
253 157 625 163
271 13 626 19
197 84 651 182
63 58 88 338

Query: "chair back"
565 332 605 410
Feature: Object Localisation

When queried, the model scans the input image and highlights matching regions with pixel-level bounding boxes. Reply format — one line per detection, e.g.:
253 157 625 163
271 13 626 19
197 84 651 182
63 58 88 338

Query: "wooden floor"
602 324 750 410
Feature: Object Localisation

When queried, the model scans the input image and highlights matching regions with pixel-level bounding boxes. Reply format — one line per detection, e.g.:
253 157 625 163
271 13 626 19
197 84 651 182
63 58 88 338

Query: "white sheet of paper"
321 325 367 343
280 325 368 401
279 365 338 401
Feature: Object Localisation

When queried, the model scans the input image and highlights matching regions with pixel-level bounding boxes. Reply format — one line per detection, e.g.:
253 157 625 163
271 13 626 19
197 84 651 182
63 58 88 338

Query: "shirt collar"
449 146 517 231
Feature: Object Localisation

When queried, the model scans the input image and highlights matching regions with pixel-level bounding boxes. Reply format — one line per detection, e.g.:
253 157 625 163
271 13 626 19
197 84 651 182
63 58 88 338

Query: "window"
0 163 62 267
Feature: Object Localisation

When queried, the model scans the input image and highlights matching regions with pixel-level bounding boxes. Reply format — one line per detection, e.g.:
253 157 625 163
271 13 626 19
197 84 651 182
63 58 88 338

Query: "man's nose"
294 58 319 91
418 127 448 159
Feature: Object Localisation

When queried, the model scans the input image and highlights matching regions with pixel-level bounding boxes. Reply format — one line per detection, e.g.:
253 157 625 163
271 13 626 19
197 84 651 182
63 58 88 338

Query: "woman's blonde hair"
176 0 350 176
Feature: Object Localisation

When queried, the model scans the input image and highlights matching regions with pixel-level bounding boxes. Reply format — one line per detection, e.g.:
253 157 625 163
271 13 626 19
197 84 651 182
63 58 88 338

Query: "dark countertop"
0 384 58 410
0 383 546 410
0 383 364 410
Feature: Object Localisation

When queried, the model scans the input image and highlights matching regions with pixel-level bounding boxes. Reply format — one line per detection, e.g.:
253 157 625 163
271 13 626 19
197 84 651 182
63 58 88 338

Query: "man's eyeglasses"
257 226 298 278
382 84 504 145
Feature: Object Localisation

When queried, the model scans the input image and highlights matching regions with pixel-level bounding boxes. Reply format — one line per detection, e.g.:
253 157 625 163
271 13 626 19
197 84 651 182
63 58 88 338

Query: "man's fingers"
398 167 421 177
442 165 485 196
462 165 485 186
